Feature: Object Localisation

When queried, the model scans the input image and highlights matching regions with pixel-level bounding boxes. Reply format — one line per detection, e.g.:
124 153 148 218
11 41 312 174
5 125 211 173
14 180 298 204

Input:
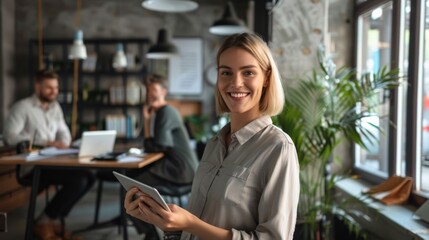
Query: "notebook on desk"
78 130 117 157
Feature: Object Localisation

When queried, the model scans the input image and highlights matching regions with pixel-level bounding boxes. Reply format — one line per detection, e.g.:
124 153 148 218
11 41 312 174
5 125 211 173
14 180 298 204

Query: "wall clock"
205 64 217 86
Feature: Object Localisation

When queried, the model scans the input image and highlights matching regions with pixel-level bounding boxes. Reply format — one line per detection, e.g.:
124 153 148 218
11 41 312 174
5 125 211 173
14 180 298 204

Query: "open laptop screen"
78 130 117 157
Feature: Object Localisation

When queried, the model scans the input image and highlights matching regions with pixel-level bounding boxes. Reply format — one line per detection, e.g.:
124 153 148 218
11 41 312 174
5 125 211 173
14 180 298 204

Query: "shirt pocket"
215 163 250 206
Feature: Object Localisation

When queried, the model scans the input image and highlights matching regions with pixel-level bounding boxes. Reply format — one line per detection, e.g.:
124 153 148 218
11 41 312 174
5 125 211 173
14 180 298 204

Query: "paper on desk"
117 155 142 162
24 152 50 161
39 147 79 156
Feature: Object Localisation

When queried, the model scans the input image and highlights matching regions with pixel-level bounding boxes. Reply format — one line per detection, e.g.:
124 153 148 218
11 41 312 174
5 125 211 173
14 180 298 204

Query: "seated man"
127 74 199 238
132 74 199 185
3 69 95 240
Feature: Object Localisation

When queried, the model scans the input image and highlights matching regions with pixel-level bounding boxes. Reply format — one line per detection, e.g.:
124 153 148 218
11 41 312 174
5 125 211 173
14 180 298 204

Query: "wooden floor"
1 181 150 240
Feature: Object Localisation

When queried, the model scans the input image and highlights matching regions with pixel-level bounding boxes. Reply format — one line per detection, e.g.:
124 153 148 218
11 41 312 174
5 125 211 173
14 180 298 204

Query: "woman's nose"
231 74 243 87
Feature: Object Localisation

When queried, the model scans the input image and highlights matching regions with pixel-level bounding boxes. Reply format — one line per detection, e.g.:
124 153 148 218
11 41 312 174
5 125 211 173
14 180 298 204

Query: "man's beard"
38 94 56 103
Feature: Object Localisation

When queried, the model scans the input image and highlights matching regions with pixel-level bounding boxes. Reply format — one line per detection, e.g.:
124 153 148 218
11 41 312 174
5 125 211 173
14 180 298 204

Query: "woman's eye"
220 71 232 76
243 71 255 76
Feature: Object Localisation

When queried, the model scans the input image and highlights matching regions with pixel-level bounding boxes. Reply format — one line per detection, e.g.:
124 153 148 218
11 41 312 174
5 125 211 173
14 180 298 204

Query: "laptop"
415 200 429 224
78 130 117 157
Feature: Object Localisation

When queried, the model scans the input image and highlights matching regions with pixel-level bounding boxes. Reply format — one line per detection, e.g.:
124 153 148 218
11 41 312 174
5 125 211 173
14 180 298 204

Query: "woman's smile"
228 92 250 99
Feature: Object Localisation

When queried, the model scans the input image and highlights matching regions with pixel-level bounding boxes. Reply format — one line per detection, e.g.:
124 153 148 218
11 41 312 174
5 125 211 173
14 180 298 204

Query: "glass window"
398 0 411 177
355 3 393 177
420 0 429 192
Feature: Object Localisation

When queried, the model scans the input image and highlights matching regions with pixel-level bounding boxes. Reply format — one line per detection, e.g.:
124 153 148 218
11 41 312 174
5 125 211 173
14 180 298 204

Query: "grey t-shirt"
181 116 300 240
145 105 198 184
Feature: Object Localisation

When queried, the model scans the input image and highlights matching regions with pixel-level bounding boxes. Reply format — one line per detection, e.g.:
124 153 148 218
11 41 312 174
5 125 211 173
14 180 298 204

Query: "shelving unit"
29 38 152 141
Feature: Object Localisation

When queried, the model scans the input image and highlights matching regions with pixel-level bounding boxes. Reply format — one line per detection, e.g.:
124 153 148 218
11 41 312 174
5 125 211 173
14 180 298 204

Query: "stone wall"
272 0 353 85
1 0 15 133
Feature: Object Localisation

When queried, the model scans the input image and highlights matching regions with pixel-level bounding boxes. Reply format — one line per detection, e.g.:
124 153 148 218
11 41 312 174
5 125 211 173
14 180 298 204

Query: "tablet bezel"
113 171 171 212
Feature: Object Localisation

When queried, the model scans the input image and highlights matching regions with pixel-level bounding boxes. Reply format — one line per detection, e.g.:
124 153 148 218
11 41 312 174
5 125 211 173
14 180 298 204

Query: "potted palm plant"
274 47 401 239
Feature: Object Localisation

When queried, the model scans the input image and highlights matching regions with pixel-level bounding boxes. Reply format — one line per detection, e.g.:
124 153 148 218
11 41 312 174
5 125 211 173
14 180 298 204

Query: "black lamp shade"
209 1 247 36
146 29 178 59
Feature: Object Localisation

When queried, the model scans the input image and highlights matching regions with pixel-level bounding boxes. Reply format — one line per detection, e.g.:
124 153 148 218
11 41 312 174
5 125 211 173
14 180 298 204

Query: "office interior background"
1 0 429 239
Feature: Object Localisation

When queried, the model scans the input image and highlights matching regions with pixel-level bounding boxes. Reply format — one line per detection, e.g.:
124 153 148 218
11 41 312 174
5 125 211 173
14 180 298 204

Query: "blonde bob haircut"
215 33 285 116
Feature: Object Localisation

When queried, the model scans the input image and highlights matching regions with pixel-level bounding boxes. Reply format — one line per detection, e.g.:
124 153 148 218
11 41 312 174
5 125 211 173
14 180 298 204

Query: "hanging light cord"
75 0 81 27
71 0 82 139
37 0 43 70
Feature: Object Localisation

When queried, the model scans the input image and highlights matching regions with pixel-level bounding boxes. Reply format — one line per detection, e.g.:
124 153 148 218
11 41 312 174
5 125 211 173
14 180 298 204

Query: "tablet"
113 171 170 211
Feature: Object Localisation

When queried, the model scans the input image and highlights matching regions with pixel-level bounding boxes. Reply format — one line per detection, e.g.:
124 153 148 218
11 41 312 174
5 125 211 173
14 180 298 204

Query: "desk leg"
120 170 128 240
25 167 40 240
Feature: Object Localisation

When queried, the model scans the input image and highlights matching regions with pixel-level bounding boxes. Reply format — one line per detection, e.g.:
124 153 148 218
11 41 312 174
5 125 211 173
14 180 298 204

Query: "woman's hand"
138 192 196 232
124 188 146 221
125 188 232 240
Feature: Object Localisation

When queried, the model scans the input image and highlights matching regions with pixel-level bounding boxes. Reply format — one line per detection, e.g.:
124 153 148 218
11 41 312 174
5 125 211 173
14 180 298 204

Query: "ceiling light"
142 0 198 13
146 28 178 59
69 30 87 59
113 43 128 69
209 1 247 36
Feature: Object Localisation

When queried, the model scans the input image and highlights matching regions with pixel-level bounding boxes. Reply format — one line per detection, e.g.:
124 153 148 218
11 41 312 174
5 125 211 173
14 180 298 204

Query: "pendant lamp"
70 0 85 139
146 28 178 59
112 43 128 69
209 1 247 36
69 30 87 59
142 0 198 13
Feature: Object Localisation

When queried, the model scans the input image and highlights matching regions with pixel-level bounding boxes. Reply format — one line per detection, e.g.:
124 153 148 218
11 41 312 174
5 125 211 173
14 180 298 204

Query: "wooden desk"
0 153 163 240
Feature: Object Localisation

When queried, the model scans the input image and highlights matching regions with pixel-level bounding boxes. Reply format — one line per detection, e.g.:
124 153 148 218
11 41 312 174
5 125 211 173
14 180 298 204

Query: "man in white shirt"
4 70 94 240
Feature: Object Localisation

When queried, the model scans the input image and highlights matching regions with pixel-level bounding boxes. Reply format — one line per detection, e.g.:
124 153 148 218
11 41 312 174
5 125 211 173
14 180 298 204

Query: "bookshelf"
29 38 152 141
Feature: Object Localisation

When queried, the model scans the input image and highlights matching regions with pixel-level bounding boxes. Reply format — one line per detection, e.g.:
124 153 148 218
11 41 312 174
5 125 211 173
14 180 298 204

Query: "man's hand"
143 106 154 120
47 141 68 149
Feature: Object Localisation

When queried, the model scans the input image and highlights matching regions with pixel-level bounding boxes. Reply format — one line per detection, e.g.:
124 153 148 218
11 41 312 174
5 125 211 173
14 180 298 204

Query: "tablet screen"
113 171 170 211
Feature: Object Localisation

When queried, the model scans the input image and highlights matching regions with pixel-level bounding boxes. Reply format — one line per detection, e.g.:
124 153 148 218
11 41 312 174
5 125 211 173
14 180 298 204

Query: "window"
355 2 393 178
353 0 429 197
420 0 429 192
398 0 411 177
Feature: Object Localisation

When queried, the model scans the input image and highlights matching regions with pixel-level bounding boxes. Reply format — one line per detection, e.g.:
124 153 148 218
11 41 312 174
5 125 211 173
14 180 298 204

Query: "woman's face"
217 47 267 117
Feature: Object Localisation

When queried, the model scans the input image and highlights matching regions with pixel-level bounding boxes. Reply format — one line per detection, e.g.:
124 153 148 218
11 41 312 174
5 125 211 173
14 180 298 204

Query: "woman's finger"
124 188 139 204
141 195 170 214
138 202 165 225
124 188 142 212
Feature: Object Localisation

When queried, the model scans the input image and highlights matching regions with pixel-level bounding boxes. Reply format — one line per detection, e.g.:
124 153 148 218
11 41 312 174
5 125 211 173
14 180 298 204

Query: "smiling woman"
123 33 300 240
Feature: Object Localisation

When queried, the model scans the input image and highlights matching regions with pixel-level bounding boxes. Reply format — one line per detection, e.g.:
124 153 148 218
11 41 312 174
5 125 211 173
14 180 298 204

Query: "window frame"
352 0 428 204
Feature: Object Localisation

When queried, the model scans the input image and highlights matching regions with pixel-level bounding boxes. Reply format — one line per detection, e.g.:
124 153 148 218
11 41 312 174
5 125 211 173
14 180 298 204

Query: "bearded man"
4 69 94 240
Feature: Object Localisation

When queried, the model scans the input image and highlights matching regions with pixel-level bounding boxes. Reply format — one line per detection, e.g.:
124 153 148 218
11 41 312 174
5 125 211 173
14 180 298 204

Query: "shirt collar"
217 115 272 146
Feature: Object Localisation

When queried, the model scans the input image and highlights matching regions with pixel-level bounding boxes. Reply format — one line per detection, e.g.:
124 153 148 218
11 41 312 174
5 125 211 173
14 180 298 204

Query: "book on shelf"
109 82 145 105
82 53 97 72
105 114 140 138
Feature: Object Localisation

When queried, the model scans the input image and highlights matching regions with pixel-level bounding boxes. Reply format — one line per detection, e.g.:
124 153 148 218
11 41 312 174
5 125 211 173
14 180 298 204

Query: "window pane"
421 0 429 192
398 0 411 177
355 3 392 177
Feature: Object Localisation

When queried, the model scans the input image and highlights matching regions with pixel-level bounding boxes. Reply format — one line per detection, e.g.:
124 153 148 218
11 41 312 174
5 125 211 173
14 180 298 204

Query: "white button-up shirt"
4 95 71 147
181 116 300 240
